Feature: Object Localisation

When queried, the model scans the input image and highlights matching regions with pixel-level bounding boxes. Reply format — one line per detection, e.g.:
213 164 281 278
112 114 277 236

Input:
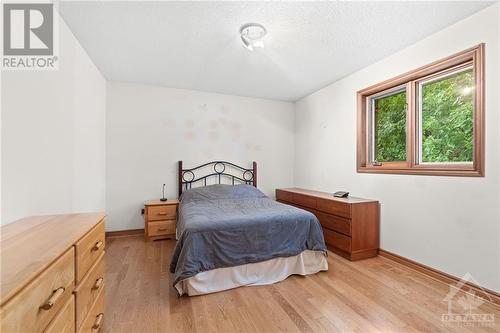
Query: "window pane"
420 68 474 163
372 89 407 162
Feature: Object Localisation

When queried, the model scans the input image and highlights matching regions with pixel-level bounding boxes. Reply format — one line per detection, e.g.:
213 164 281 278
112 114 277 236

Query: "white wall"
106 82 294 231
1 13 106 224
294 4 500 292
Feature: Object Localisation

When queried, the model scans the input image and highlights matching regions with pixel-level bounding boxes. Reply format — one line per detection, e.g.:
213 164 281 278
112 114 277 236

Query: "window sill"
357 166 484 177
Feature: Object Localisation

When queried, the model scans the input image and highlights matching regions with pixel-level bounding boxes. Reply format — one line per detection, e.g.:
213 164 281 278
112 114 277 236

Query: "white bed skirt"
174 250 328 296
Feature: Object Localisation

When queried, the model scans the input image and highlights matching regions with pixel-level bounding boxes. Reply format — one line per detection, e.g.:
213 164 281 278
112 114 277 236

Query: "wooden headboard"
178 161 257 196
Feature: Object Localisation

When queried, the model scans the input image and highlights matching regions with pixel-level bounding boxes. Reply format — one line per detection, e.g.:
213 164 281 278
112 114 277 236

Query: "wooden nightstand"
144 199 179 241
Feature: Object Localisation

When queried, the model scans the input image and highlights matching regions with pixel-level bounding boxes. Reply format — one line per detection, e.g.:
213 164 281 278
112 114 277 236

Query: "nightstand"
144 199 179 241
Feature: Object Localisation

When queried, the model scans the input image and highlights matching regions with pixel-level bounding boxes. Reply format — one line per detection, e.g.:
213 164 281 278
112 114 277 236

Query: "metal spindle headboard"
178 161 257 196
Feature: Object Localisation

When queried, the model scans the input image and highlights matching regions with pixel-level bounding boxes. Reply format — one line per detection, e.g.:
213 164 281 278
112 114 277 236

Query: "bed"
170 161 328 296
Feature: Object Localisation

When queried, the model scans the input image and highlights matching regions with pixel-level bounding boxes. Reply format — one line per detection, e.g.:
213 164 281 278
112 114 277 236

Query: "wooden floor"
102 236 499 333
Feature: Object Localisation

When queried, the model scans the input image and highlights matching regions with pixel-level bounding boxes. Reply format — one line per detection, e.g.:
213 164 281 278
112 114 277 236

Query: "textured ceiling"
58 1 494 101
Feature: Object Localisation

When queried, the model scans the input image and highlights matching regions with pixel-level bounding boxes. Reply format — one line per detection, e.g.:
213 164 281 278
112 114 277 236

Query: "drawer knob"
92 277 104 290
40 287 65 310
92 240 104 251
92 313 104 330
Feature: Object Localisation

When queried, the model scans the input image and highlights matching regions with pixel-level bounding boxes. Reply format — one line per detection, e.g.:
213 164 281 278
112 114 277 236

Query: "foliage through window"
419 67 474 163
357 45 484 176
372 89 407 162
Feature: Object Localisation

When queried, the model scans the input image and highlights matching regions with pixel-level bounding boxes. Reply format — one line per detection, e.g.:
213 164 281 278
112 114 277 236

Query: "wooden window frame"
357 44 485 177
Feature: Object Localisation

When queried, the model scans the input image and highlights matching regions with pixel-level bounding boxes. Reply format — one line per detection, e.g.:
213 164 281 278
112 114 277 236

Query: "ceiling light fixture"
240 23 267 51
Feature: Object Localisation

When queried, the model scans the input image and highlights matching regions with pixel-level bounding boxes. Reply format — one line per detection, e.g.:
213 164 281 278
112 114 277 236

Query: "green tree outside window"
421 69 473 163
374 90 407 162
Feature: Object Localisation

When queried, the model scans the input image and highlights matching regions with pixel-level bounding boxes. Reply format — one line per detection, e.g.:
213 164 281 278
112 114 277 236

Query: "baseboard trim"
379 249 500 306
106 228 144 238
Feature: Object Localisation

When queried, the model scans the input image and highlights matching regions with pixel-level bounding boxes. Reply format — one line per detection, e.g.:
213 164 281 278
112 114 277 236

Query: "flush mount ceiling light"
240 23 267 51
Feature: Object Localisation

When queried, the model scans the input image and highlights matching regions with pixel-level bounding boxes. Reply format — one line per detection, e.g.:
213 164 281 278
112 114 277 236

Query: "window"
357 44 484 176
418 65 474 164
369 87 407 164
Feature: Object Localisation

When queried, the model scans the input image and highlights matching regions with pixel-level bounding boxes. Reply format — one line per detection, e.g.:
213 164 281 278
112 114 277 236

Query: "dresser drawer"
323 228 351 253
0 247 75 333
317 198 351 218
75 252 105 329
45 295 75 333
78 288 104 333
148 220 176 236
292 193 316 209
75 221 105 283
298 206 318 216
276 190 293 203
148 205 176 221
316 211 351 236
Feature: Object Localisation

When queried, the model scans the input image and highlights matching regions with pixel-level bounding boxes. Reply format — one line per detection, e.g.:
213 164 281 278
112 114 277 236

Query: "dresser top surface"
0 212 105 305
277 188 378 204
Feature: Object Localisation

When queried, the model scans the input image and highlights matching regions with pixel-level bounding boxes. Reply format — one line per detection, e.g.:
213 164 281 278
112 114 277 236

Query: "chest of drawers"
0 213 106 332
276 188 380 260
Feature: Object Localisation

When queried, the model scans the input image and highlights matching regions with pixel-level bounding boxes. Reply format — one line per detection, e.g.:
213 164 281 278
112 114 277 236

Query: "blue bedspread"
169 184 327 286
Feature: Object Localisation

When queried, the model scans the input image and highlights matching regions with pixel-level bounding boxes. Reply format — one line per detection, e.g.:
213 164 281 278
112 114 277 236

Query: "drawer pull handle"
157 212 168 215
92 277 104 290
40 287 65 310
157 228 169 232
92 240 104 251
92 313 104 330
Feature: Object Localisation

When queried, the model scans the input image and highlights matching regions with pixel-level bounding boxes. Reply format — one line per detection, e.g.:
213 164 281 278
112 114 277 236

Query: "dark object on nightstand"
160 183 168 201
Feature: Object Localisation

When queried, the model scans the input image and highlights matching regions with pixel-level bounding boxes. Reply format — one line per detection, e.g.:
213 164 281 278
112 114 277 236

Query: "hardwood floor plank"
321 277 414 332
102 237 499 333
316 316 343 333
322 260 453 333
267 285 314 333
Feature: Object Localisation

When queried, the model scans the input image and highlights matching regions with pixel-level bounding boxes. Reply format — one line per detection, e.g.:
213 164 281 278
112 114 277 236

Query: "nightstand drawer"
148 220 176 236
148 205 176 221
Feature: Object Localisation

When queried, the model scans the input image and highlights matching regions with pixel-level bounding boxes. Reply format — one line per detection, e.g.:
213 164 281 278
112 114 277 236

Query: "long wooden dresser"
0 213 106 333
276 188 379 260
